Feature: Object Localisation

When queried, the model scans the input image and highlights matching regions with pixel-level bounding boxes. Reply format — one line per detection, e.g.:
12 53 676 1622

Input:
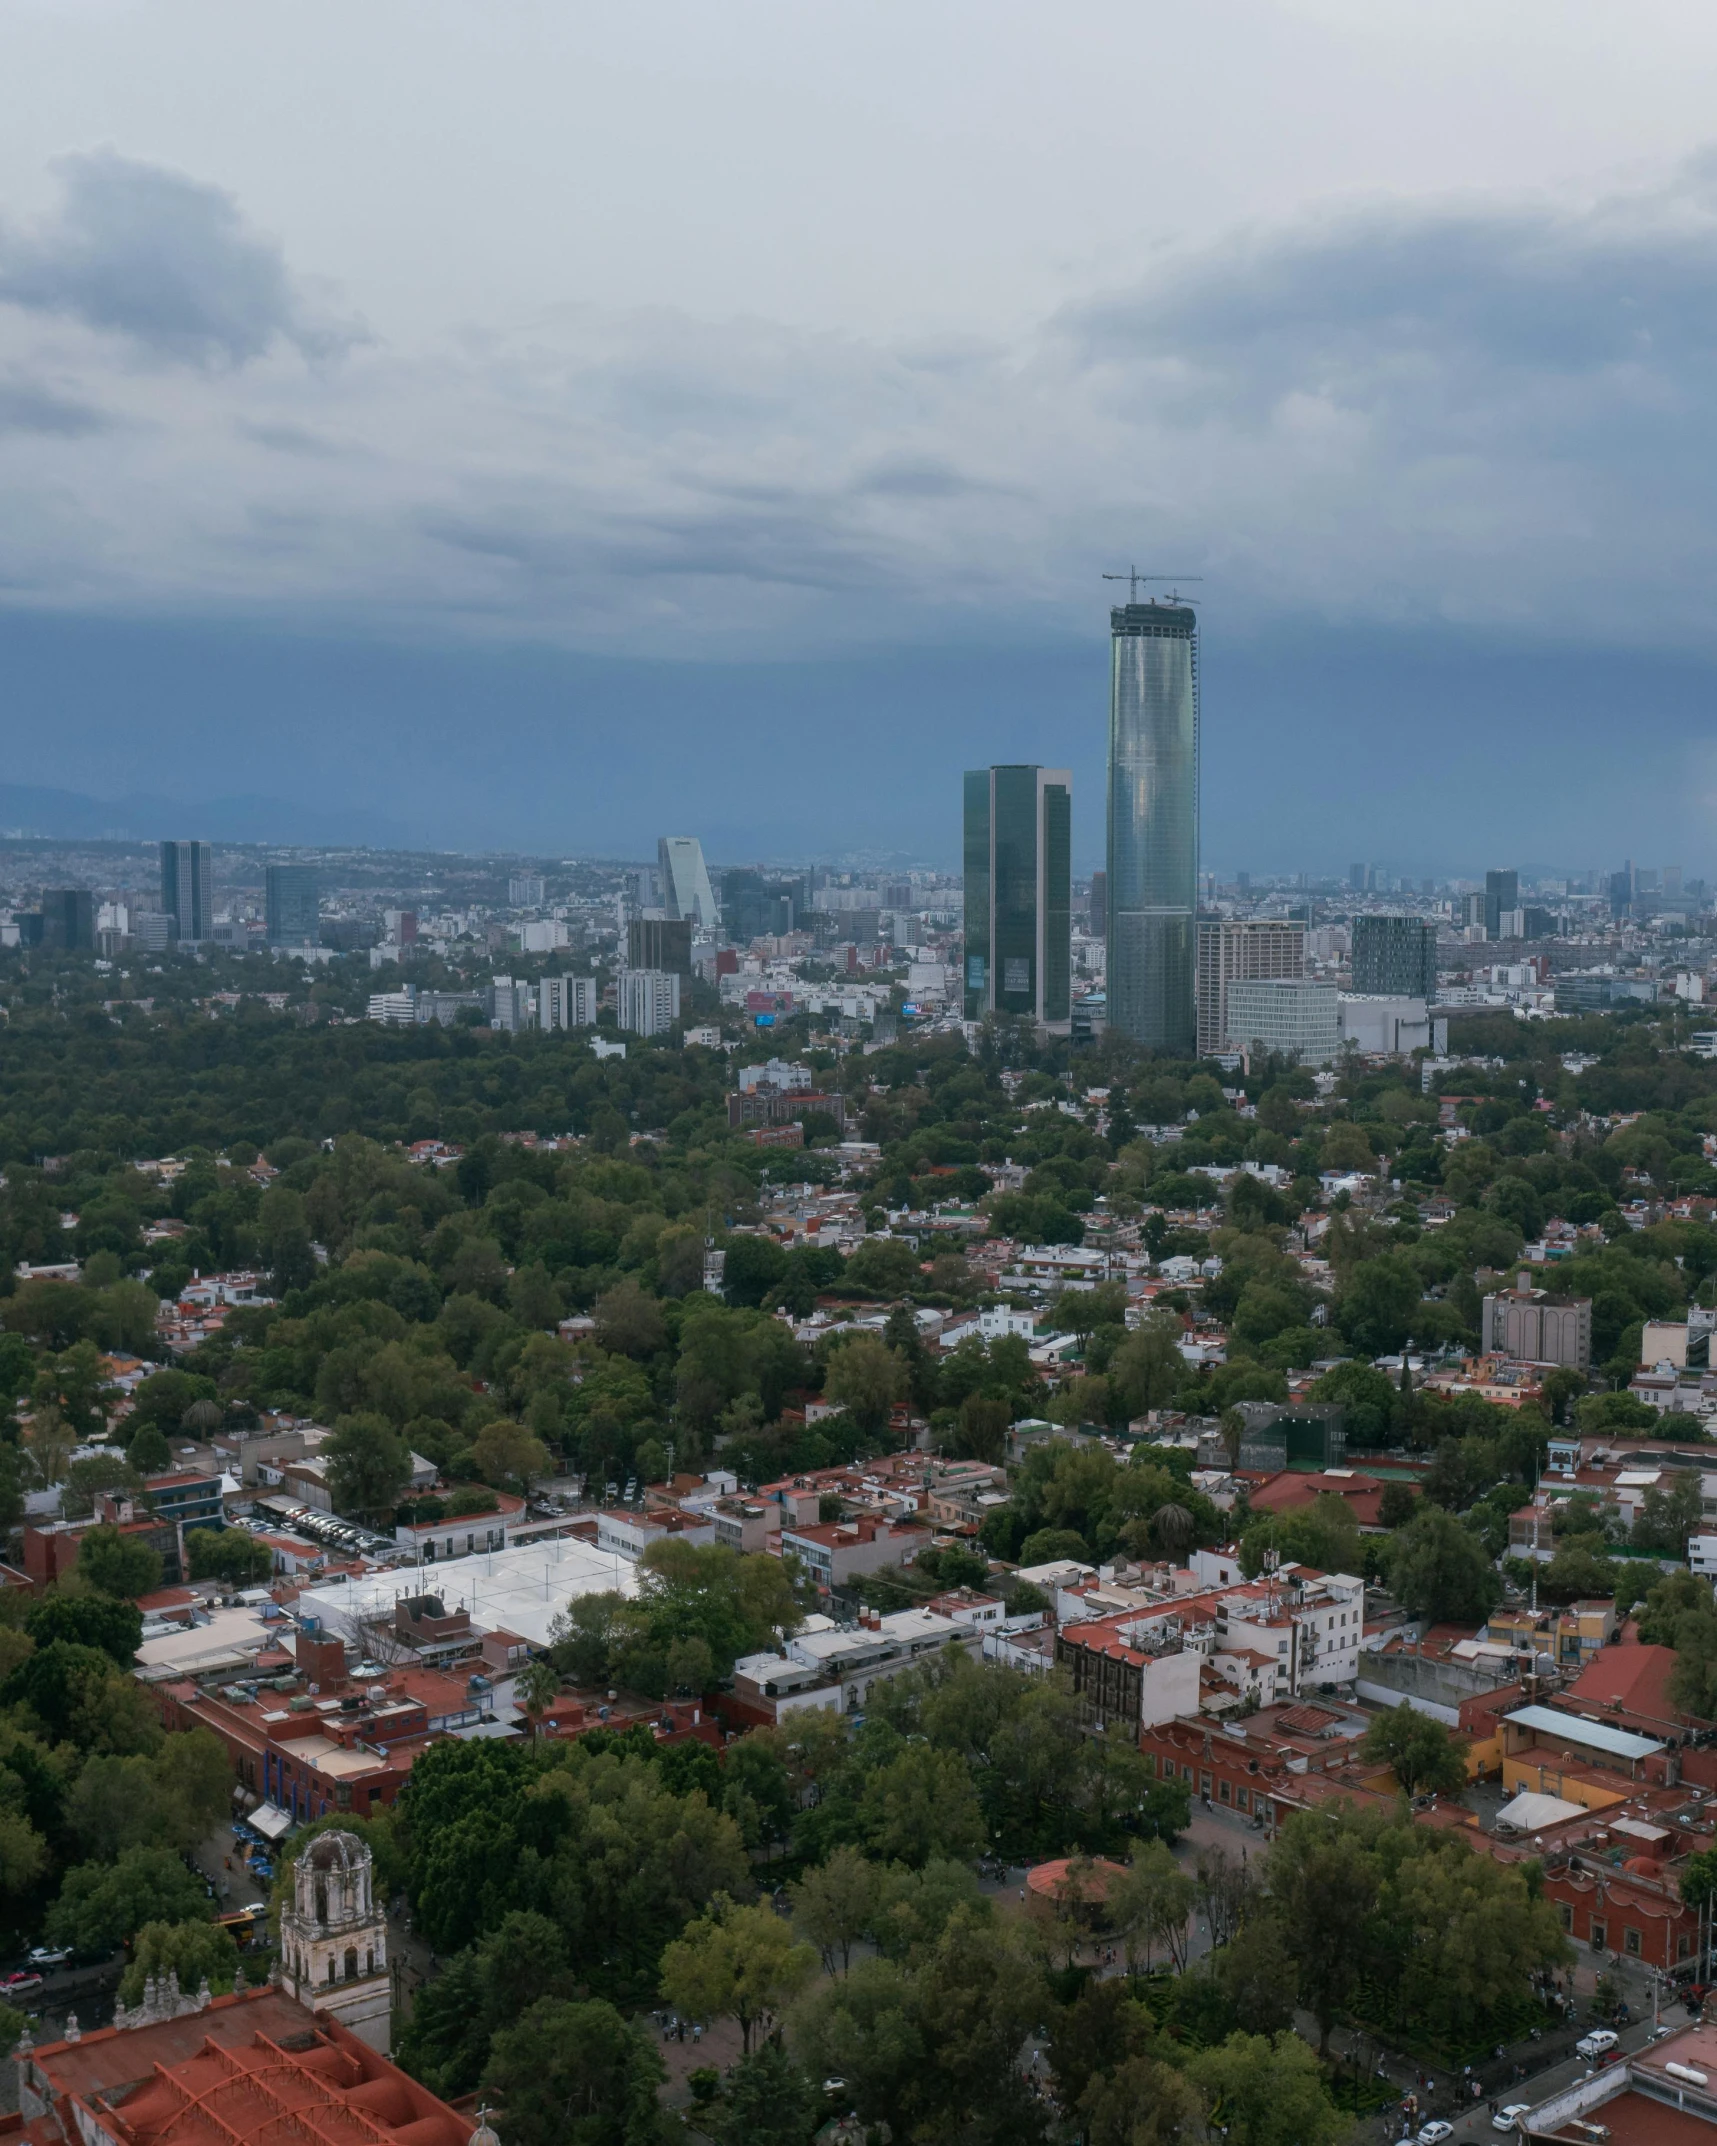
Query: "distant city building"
508 873 545 908
616 968 681 1036
130 911 175 953
722 868 803 943
1482 1271 1592 1369
962 763 1072 1030
1224 977 1340 1067
383 909 418 945
518 919 570 953
41 887 95 952
1087 868 1106 938
486 976 534 1032
538 975 597 1029
1195 918 1304 1058
265 864 320 947
1351 914 1437 1000
1484 867 1519 941
628 915 693 977
1337 994 1435 1056
1107 599 1198 1050
658 837 719 932
160 839 213 943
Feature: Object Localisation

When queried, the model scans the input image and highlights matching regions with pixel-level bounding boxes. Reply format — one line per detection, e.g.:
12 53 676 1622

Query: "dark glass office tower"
42 889 95 951
266 864 321 946
1107 601 1198 1051
159 840 213 943
1351 914 1437 1000
962 765 1071 1029
1484 867 1519 940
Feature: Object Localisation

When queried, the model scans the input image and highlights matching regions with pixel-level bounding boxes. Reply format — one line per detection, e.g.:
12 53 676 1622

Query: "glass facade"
1351 915 1436 1000
160 840 213 943
266 864 320 947
962 765 1071 1027
1107 603 1198 1051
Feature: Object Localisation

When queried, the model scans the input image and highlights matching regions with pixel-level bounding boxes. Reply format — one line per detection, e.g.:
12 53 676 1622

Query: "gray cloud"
0 151 353 367
0 372 110 436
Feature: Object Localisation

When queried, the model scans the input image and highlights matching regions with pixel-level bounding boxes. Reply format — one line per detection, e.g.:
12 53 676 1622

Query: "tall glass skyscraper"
1107 600 1198 1051
963 765 1071 1030
159 840 213 943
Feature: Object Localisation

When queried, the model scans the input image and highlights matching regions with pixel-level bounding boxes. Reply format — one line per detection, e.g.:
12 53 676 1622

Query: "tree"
126 1422 172 1475
325 1411 411 1517
592 1279 667 1359
823 1333 907 1435
1212 1912 1298 2038
119 1919 243 2005
1538 1538 1621 1606
845 1238 921 1297
951 1390 1010 1463
1188 2031 1348 2146
1378 1479 1417 1529
26 1590 143 1666
482 1996 665 2146
470 1417 550 1493
658 1895 816 2054
1335 1251 1422 1359
47 1845 212 1952
722 1236 789 1309
860 1744 986 1867
1267 1812 1380 2055
516 1657 560 1740
1359 1701 1470 1797
1384 1504 1500 1624
1110 1841 1196 1973
1107 1316 1185 1421
185 1527 274 1587
791 1844 880 1975
703 2044 819 2146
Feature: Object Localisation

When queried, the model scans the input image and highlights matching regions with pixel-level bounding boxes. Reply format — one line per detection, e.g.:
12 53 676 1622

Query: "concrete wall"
1356 1648 1516 1725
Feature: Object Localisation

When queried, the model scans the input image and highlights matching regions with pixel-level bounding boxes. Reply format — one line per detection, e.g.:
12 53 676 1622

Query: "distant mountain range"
0 783 411 848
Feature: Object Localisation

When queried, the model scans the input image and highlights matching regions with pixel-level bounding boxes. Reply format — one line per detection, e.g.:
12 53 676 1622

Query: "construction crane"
1102 570 1203 604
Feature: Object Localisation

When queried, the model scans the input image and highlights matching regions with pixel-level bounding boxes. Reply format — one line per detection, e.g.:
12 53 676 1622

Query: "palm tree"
1152 1503 1195 1564
516 1656 560 1740
182 1398 223 1436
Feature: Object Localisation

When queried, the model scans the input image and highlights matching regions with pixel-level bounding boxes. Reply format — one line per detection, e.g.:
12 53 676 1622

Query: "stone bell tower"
278 1830 391 2051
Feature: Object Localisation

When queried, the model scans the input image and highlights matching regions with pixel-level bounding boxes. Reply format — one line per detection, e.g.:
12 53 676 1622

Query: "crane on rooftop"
1102 570 1203 604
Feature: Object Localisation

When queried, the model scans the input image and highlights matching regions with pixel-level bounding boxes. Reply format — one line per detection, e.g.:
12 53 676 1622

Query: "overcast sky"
5 1 1717 864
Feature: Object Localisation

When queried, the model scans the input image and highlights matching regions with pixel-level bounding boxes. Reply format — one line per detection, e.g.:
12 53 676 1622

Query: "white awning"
249 1802 296 1843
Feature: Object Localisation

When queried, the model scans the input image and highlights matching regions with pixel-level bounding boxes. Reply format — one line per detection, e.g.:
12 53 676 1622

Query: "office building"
1107 599 1198 1050
1338 995 1433 1056
41 888 95 952
486 977 534 1032
722 868 803 943
1484 867 1519 941
1195 918 1304 1058
1087 868 1106 937
628 915 693 977
962 764 1072 1030
1482 1271 1592 1369
539 975 597 1029
616 968 680 1036
658 837 719 931
159 839 213 943
508 873 545 908
265 864 320 947
1224 978 1339 1067
1351 914 1437 1000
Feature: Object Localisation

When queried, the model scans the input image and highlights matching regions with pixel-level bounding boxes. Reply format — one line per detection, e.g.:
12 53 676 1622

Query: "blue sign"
754 1013 775 1027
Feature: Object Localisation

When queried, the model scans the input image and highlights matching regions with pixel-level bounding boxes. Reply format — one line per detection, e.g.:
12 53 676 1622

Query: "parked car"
1416 2124 1454 2145
1493 2107 1531 2133
1575 2028 1619 2060
0 1971 43 1999
25 1947 70 1970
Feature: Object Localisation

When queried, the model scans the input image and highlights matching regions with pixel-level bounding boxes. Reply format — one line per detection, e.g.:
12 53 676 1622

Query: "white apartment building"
1224 978 1340 1067
539 974 597 1030
615 968 681 1036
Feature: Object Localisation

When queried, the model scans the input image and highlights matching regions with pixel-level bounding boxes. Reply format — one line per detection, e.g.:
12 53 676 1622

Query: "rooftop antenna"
1103 570 1204 604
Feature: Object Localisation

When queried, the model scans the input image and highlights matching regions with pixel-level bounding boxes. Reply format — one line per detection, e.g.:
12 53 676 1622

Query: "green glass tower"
963 765 1071 1030
1107 600 1198 1051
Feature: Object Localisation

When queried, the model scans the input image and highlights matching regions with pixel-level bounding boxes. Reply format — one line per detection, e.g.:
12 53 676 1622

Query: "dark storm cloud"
0 151 354 367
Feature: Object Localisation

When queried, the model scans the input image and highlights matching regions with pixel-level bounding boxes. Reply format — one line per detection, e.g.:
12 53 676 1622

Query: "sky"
4 1 1717 870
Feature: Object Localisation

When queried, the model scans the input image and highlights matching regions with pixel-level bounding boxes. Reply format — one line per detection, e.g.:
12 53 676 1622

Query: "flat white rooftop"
296 1536 638 1652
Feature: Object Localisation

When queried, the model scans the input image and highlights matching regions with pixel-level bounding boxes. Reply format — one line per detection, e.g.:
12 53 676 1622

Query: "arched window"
326 1958 336 1984
315 1882 328 1923
344 1948 358 1981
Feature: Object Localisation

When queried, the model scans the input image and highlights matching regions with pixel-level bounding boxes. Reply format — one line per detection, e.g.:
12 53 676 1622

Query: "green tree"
482 1997 665 2146
1110 1841 1196 1972
26 1590 143 1666
1107 1315 1186 1422
860 1744 986 1867
75 1524 163 1600
470 1417 551 1492
516 1657 560 1740
790 1844 880 1976
824 1333 907 1435
184 1527 275 1587
1384 1505 1500 1624
325 1411 411 1517
659 1896 817 2054
704 2044 819 2146
1188 2030 1349 2146
119 1919 243 2004
1267 1812 1380 2055
47 1845 213 1952
722 1236 789 1309
1358 1701 1470 1797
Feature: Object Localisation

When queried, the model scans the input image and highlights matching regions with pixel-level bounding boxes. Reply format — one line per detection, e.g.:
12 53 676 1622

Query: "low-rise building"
731 1604 980 1722
778 1515 926 1598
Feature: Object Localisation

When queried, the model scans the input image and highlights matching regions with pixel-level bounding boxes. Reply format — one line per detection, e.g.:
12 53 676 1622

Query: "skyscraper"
1351 915 1437 1001
159 840 213 943
657 838 718 931
962 765 1071 1030
41 889 95 952
1195 919 1305 1058
266 864 321 947
1107 599 1198 1051
1484 868 1519 941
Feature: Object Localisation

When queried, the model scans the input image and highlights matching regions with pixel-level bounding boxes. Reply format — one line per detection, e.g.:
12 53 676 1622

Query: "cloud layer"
2 148 1717 663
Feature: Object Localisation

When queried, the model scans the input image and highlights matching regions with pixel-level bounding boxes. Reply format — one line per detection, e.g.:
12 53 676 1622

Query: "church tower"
278 1830 391 2051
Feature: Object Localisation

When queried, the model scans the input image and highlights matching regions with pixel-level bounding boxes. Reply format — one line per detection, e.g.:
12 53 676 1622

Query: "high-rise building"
962 764 1072 1030
538 975 597 1030
159 840 213 943
1351 914 1437 1001
1195 919 1305 1058
1484 867 1519 941
722 869 803 944
266 864 320 947
486 976 534 1032
1088 869 1106 938
616 968 681 1036
1224 977 1340 1068
628 916 693 977
41 888 95 952
1107 600 1198 1050
507 873 546 909
657 838 719 932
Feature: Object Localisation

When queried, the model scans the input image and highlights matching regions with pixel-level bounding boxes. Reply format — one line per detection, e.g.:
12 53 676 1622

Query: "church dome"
304 1831 368 1873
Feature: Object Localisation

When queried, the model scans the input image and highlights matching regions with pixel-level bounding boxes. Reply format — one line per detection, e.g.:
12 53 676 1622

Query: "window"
1218 1779 1231 1803
1624 1927 1642 1957
1200 1771 1212 1797
1236 1787 1250 1812
1557 1902 1572 1931
1590 1920 1607 1953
